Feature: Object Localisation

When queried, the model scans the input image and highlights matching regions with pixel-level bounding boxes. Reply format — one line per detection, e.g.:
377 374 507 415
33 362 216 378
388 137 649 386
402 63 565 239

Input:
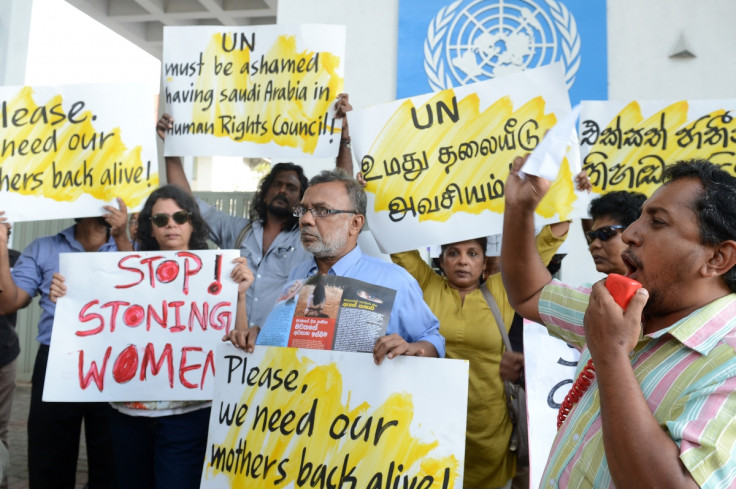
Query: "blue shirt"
12 225 119 345
288 245 445 357
198 199 310 328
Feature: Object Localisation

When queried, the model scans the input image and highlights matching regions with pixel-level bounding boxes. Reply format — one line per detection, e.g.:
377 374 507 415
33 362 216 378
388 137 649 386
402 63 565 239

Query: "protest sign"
349 63 587 254
202 344 469 488
43 249 239 402
580 99 736 197
257 276 395 352
523 319 579 489
162 25 345 158
0 83 158 222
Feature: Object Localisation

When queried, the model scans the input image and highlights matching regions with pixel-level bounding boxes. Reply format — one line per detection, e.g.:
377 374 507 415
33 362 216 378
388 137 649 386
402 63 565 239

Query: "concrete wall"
278 0 736 285
0 0 34 85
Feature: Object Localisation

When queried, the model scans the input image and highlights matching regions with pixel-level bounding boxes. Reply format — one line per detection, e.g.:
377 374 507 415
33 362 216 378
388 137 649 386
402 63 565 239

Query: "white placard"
350 63 588 254
524 319 580 489
162 24 346 159
0 83 158 222
201 344 469 488
44 249 239 401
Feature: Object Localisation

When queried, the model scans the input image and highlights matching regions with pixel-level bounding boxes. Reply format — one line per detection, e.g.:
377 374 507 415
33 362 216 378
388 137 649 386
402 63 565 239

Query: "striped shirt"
538 280 736 489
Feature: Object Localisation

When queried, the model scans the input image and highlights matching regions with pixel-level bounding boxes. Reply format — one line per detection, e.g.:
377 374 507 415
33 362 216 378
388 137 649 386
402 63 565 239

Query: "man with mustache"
227 169 445 364
500 190 646 385
160 93 354 329
501 157 736 489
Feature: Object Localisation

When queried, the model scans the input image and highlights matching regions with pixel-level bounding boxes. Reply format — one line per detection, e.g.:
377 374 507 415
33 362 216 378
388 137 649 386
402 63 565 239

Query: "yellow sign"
581 100 736 197
350 63 580 254
203 345 469 489
0 84 158 222
163 25 345 158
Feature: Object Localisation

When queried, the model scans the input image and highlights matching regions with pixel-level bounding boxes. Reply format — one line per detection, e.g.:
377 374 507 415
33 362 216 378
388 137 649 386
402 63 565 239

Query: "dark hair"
250 163 308 230
308 169 367 216
664 159 736 292
589 191 647 227
439 237 488 258
136 185 210 251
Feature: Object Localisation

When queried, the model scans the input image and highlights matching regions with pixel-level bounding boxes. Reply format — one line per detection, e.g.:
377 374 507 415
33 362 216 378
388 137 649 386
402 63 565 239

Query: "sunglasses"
150 211 191 228
585 225 624 245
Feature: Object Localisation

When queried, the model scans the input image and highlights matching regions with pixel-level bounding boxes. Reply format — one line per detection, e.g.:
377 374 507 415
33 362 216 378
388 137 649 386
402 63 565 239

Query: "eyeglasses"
293 206 357 218
150 211 191 227
585 225 625 245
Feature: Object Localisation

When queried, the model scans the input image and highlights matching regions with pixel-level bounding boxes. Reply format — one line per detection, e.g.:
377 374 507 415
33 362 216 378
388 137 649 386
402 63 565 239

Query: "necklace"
557 359 596 429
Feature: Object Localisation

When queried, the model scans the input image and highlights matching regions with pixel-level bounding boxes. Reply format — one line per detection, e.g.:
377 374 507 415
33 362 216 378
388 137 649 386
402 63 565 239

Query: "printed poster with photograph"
256 275 395 352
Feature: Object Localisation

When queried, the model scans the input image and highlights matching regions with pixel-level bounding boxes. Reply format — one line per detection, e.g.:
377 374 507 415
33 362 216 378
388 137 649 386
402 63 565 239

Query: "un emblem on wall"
424 0 580 91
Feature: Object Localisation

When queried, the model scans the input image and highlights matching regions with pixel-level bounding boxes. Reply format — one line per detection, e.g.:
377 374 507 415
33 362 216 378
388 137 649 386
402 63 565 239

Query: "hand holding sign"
505 154 552 211
103 198 129 242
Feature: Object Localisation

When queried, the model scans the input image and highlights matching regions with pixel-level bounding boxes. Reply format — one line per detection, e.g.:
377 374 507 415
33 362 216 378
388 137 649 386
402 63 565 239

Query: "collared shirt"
12 225 119 345
198 199 311 328
538 280 736 489
288 245 445 357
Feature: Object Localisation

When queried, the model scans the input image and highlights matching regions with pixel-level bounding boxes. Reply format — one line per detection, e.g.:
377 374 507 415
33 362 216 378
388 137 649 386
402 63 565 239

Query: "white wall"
0 0 34 85
608 0 736 100
278 0 736 285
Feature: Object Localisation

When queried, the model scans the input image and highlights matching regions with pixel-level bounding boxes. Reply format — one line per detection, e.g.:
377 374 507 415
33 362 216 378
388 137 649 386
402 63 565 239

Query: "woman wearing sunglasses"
585 190 647 276
50 184 253 489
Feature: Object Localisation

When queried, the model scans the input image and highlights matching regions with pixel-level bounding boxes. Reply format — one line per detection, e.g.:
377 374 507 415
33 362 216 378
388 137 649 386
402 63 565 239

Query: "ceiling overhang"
65 0 278 59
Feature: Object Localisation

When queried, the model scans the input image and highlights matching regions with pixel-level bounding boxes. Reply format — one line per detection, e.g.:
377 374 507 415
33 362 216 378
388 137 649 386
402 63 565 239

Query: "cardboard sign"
0 83 158 222
350 63 587 254
44 249 239 401
162 24 346 158
524 319 580 489
201 344 469 488
581 99 736 197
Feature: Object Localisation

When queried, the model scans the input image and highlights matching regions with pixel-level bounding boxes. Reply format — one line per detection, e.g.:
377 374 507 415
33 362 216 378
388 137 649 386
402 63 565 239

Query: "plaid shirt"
538 280 736 489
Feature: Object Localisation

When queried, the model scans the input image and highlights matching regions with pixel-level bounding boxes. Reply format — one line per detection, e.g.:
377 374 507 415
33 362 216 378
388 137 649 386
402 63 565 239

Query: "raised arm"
157 114 193 194
0 214 31 314
500 155 555 323
335 93 353 175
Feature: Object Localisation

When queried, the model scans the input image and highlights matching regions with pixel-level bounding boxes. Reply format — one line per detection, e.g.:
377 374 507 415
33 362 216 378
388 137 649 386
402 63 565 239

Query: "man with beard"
226 169 445 363
501 157 736 489
161 94 354 329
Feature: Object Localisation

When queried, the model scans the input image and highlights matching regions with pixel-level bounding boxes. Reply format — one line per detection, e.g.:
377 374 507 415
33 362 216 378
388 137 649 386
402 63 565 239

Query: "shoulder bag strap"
234 221 254 250
480 285 513 352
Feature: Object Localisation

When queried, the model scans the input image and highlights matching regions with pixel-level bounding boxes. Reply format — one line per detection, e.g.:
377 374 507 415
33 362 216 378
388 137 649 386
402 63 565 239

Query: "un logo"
424 0 580 91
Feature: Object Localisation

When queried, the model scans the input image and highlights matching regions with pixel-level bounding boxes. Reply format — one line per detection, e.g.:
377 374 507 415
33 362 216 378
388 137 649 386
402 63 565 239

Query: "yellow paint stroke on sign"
189 33 342 154
0 87 157 207
205 348 460 488
583 100 736 197
361 90 578 222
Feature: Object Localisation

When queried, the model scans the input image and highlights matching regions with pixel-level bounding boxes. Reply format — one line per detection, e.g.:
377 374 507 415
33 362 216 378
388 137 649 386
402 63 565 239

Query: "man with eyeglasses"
585 190 646 275
159 94 354 332
0 204 130 489
227 169 445 364
502 156 736 488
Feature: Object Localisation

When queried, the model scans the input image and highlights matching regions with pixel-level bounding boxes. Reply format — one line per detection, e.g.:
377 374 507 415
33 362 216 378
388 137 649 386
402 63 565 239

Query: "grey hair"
308 169 367 216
